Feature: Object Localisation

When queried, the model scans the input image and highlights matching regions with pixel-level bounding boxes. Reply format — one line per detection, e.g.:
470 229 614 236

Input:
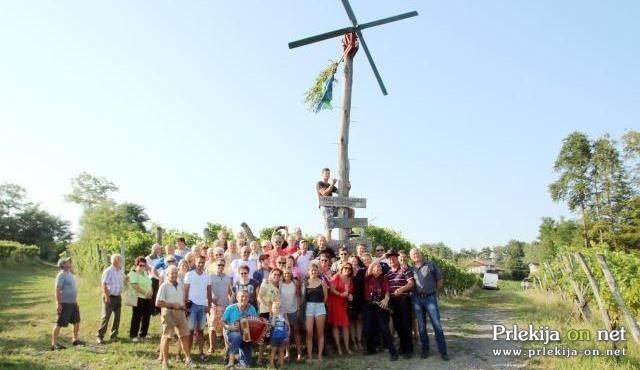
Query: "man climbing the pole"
317 167 354 242
317 168 337 241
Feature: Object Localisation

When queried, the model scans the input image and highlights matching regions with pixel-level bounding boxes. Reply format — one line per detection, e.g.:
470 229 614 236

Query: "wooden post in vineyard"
203 228 210 243
155 226 163 245
119 238 126 264
560 255 590 322
596 254 640 346
574 252 614 332
543 262 565 299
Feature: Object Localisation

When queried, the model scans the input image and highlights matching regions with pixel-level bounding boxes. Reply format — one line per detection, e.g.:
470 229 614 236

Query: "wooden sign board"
328 239 372 249
319 196 366 208
327 217 368 229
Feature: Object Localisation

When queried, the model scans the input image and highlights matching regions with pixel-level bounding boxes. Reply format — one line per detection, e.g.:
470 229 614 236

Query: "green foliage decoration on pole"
304 60 339 112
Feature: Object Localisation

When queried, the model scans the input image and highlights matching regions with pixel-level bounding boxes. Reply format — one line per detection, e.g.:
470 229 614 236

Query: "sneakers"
72 340 85 346
50 343 66 351
132 337 140 343
403 352 413 359
441 353 450 361
96 338 105 345
420 351 429 359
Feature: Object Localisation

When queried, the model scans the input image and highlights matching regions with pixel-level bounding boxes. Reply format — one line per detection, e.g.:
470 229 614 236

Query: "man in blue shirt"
410 248 449 361
222 290 257 368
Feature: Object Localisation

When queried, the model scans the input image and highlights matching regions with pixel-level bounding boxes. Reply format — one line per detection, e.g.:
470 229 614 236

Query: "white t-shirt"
279 281 298 314
184 269 211 306
295 251 314 277
175 247 191 258
228 259 257 283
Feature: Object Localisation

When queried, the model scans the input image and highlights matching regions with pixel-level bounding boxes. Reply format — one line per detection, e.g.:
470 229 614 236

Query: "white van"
482 269 499 289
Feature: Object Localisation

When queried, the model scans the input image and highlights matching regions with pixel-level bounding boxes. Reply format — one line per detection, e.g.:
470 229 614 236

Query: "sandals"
50 343 66 350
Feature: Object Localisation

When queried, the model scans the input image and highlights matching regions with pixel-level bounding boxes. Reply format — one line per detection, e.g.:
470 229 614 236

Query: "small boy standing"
269 301 289 368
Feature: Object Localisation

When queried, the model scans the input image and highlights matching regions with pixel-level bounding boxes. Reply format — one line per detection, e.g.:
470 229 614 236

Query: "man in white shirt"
228 246 257 283
184 255 212 361
156 265 192 369
294 239 314 277
97 254 124 344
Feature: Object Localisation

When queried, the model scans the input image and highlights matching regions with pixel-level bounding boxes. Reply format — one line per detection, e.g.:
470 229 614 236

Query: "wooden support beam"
574 252 614 333
596 254 640 346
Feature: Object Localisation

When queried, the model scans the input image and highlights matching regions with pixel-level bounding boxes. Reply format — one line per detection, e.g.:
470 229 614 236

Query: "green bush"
0 240 40 261
67 230 155 275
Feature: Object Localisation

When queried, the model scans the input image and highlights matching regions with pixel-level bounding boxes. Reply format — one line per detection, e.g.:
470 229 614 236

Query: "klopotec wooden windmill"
289 1 418 246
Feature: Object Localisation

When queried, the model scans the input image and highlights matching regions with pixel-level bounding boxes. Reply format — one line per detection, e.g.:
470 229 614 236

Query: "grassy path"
1 262 638 369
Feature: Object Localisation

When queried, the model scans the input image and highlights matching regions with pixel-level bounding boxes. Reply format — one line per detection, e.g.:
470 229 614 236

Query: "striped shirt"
101 265 125 296
385 267 413 295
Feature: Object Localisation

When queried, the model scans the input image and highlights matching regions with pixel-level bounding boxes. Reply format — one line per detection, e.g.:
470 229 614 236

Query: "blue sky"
1 1 638 250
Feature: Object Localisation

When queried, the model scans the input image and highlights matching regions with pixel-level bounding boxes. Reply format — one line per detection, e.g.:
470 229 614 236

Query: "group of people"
51 228 450 370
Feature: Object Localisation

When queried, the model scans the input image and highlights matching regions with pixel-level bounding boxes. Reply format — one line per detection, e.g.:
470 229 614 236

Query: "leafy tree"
0 183 28 216
536 216 580 260
206 222 234 241
259 227 275 241
65 171 118 208
0 183 72 260
503 240 529 280
365 225 414 252
618 196 640 249
523 241 543 264
420 242 454 260
78 201 147 243
622 130 640 187
590 134 633 247
549 131 593 248
478 247 493 260
119 202 149 232
161 229 202 247
14 205 72 260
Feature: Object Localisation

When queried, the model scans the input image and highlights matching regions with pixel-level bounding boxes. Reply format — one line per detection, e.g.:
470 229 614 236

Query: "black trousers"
363 303 397 356
129 297 151 338
390 295 413 354
151 278 160 315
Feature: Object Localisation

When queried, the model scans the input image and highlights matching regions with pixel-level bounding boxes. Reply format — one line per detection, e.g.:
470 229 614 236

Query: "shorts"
187 303 207 331
286 312 300 328
320 206 336 231
305 302 326 317
56 302 80 327
270 336 289 348
207 305 225 336
161 309 189 338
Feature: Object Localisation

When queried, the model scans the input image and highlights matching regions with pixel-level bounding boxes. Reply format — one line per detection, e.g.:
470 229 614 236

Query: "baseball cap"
57 256 72 268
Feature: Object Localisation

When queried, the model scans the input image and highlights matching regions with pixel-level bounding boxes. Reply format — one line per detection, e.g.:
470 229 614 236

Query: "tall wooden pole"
337 33 357 244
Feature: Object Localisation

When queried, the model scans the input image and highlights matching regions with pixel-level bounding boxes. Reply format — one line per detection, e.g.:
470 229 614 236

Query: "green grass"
1 262 638 369
0 261 418 370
